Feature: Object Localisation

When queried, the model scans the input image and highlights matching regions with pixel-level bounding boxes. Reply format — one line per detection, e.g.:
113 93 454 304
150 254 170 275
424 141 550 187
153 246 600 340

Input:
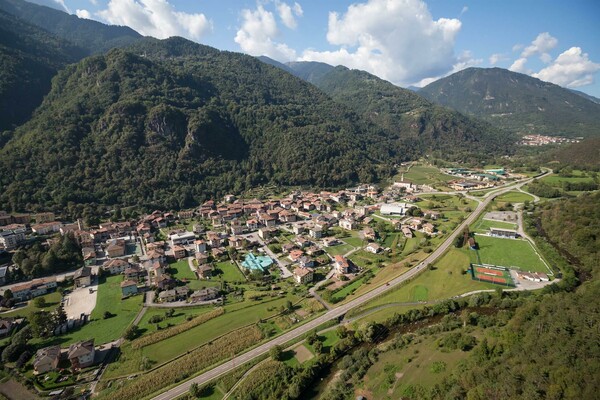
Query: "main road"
151 172 548 400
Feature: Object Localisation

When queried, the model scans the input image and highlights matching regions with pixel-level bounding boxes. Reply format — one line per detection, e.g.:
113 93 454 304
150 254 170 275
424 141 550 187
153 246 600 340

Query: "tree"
124 325 141 340
55 304 67 325
3 289 13 300
30 311 54 338
103 311 113 319
313 340 324 354
165 308 175 318
189 383 201 398
269 344 284 361
33 297 47 308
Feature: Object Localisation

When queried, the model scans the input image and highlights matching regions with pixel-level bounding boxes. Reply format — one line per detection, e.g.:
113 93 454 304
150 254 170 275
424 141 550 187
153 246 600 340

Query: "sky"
43 0 600 96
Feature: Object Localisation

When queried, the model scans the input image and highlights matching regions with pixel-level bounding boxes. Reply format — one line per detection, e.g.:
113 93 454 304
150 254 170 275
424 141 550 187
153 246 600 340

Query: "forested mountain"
545 137 600 169
0 0 142 54
280 62 516 160
569 88 600 104
0 38 398 212
0 8 86 132
419 67 600 137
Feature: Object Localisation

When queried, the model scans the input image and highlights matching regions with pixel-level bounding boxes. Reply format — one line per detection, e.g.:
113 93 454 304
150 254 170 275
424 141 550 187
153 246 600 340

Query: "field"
168 259 196 281
399 165 455 185
541 170 595 185
471 218 517 233
0 290 62 319
214 261 246 282
494 191 534 203
137 306 216 334
324 243 354 257
473 235 550 274
360 330 476 399
349 248 497 321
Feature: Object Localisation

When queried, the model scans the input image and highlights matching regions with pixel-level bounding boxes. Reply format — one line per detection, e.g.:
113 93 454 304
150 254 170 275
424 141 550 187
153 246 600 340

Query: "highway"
150 172 547 400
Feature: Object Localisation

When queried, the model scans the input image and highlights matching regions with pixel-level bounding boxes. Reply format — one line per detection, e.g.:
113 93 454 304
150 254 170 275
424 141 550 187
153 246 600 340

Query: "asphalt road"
150 173 547 400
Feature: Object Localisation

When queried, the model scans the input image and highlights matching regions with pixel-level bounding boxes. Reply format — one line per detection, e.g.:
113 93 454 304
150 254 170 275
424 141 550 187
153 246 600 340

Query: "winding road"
150 171 549 400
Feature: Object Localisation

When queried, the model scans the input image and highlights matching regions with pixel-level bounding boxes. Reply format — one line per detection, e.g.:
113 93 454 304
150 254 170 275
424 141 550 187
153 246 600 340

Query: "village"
0 163 553 396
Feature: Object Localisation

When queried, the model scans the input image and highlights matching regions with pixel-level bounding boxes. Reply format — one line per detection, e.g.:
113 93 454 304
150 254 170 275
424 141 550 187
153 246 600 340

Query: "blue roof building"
242 253 273 271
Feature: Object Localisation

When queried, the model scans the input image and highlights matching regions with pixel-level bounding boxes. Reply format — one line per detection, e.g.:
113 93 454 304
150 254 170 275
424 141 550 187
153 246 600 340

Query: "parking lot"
64 280 98 320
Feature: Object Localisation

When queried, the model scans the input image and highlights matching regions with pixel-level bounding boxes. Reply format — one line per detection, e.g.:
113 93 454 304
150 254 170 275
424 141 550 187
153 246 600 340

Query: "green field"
0 291 62 319
494 191 535 203
331 277 367 302
168 259 196 281
214 261 246 282
541 170 595 186
474 235 550 274
400 165 455 185
472 218 517 233
324 243 354 257
343 236 364 248
137 306 216 334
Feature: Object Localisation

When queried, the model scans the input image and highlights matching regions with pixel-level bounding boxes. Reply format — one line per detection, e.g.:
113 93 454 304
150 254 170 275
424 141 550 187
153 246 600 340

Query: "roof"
120 280 137 288
74 266 92 279
68 339 94 359
242 253 273 271
293 267 313 278
0 266 7 278
34 345 61 368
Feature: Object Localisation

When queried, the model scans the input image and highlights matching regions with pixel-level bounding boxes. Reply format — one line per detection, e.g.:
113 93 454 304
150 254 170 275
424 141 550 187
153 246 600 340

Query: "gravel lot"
64 279 98 320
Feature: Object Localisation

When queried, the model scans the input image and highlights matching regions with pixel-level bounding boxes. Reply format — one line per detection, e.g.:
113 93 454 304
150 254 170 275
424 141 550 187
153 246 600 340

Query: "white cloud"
76 9 93 19
533 47 600 88
90 0 98 5
416 50 482 87
300 0 463 86
512 44 523 52
234 4 297 61
460 6 468 16
52 0 70 12
96 0 212 41
276 1 303 29
489 53 507 65
509 57 531 74
521 32 557 62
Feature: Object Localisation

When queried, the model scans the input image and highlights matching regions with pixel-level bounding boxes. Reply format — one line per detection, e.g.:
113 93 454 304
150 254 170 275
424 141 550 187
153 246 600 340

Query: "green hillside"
419 67 600 137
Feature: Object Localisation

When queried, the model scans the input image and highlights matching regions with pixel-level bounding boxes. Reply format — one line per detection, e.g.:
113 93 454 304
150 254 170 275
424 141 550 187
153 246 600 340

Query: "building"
339 218 356 230
0 228 26 251
68 339 95 369
309 227 323 239
82 247 97 266
0 266 7 285
106 240 126 258
422 223 435 235
242 253 273 272
489 228 518 239
380 203 410 216
124 265 144 281
293 267 314 284
12 277 57 301
334 255 351 274
190 287 219 302
31 222 62 235
102 259 129 275
194 240 207 254
169 231 196 247
74 266 92 288
172 245 186 259
322 237 340 247
0 319 14 337
120 280 138 297
365 243 382 254
298 256 314 268
401 227 413 238
34 345 61 374
196 264 213 279
517 271 550 282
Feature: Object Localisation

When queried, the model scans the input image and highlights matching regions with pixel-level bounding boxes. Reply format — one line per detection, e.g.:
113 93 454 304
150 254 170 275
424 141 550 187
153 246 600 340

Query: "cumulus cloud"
509 57 531 74
76 9 93 19
276 1 303 29
234 4 297 61
299 0 463 86
534 47 600 88
53 0 70 12
489 53 507 65
416 50 482 87
96 0 212 41
521 32 557 63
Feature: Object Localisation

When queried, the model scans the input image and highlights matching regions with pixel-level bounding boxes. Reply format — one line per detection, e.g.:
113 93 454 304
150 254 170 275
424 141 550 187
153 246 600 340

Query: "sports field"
471 265 514 286
472 218 517 233
473 235 550 274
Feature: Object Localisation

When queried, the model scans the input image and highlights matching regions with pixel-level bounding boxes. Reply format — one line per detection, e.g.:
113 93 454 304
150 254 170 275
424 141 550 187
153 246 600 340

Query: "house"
33 345 61 374
0 229 26 251
195 252 209 265
74 266 92 288
363 227 376 240
279 210 297 223
229 236 246 249
31 222 62 235
169 231 196 247
289 249 304 262
156 274 176 290
282 243 296 254
298 256 315 268
106 240 126 258
206 232 222 247
422 223 435 235
178 210 195 219
0 319 14 337
120 280 138 297
339 218 356 230
0 265 8 285
260 214 277 227
365 242 382 254
172 245 186 259
192 224 205 234
124 264 144 281
292 224 305 235
196 264 213 279
35 212 56 223
102 259 129 275
410 218 423 231
322 237 340 247
423 210 441 220
401 227 413 238
309 227 323 239
190 287 219 302
334 255 351 275
82 247 97 266
258 228 273 240
293 267 314 284
295 237 311 248
11 278 57 301
489 228 518 239
194 239 207 254
68 339 95 369
246 219 258 230
158 286 189 302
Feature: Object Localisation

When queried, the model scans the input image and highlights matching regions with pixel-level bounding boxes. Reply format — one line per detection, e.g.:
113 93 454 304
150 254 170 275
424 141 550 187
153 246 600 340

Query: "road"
150 172 548 400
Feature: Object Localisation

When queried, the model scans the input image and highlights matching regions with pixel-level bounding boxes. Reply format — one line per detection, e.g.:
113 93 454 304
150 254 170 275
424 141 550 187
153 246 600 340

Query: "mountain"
0 38 398 212
419 67 600 137
547 137 600 168
0 0 142 54
0 8 87 132
569 88 600 104
280 62 516 160
256 56 294 75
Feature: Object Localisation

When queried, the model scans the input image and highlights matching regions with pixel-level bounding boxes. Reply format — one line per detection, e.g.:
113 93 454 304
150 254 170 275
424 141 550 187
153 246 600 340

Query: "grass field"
0 291 62 319
137 306 216 334
474 235 550 274
361 330 475 398
472 218 517 233
168 259 197 281
324 243 354 257
494 191 535 203
400 165 455 185
331 277 367 302
541 170 595 186
350 248 497 319
214 261 246 282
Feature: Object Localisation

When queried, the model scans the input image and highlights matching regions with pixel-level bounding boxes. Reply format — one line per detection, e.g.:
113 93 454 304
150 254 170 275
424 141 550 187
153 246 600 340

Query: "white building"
380 203 411 216
169 231 196 247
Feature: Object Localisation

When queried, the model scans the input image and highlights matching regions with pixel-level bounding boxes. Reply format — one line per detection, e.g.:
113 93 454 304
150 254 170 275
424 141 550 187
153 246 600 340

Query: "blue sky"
48 0 600 96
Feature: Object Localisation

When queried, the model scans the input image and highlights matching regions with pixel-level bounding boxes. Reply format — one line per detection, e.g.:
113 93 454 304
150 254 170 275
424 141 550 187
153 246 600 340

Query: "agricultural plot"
541 170 595 186
400 165 455 185
494 191 534 203
473 235 551 274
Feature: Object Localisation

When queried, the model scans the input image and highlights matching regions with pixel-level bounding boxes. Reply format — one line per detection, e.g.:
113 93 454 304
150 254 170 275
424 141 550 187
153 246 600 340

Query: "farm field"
473 235 550 274
541 170 595 185
494 191 534 203
399 165 455 185
137 305 216 334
